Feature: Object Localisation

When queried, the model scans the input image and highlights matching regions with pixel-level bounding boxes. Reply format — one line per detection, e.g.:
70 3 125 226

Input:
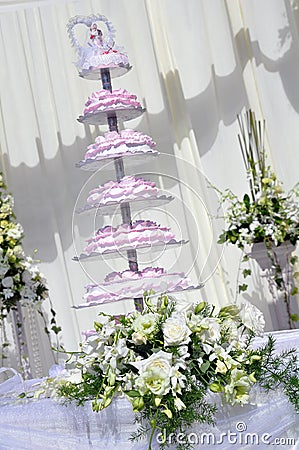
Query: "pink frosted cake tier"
83 89 141 115
77 267 201 306
84 129 157 161
86 176 158 207
78 220 185 259
76 130 159 169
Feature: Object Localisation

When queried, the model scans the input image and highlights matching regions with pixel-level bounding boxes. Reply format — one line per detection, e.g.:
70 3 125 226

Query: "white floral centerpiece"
37 293 298 450
0 172 60 372
217 110 299 328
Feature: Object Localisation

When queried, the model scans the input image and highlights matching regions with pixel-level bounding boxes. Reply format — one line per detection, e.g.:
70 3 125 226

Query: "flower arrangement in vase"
217 110 299 329
0 172 61 376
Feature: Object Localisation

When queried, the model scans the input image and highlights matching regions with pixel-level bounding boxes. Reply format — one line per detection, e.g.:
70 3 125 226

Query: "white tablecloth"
0 330 298 450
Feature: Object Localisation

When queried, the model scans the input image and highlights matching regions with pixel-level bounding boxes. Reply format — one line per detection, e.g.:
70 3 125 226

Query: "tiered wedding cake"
67 14 202 311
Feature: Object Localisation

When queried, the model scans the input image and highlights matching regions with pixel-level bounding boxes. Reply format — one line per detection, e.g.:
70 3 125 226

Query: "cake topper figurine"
89 23 103 48
67 14 130 79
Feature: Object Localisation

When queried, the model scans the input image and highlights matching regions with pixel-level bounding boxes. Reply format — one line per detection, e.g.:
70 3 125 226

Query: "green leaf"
290 287 298 296
217 233 227 244
162 408 173 419
238 283 248 293
290 314 299 322
125 390 141 398
243 193 251 210
242 269 251 278
51 325 62 334
200 361 210 373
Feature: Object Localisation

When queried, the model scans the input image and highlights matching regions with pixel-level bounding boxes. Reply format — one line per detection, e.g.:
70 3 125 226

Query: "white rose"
132 351 172 397
163 313 191 346
239 302 265 336
2 276 13 288
132 313 157 336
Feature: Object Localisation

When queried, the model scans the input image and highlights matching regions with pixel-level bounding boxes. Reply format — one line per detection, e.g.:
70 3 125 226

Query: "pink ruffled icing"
104 267 166 283
83 89 141 115
83 267 193 304
82 220 176 256
84 129 156 160
86 176 159 206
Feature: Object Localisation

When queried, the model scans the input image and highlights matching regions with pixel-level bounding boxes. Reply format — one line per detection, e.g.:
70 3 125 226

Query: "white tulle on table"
0 330 298 450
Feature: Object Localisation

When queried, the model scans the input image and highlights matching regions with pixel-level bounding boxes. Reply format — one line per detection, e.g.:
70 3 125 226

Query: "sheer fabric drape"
0 0 298 370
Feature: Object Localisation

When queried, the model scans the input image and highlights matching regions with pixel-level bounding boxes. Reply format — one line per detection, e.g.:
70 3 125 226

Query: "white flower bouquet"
0 174 48 321
217 110 299 327
39 293 298 450
218 110 299 249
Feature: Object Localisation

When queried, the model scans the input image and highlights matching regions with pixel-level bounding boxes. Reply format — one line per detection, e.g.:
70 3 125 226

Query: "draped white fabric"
0 0 299 369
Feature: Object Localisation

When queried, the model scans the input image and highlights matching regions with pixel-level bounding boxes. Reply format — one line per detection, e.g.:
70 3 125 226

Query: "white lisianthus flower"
213 346 240 371
132 313 157 336
215 359 227 374
2 276 14 288
22 270 33 284
0 263 9 278
132 350 172 397
224 368 256 406
7 223 23 239
221 318 241 344
163 313 191 346
13 245 24 258
239 302 265 336
193 317 221 351
131 331 147 345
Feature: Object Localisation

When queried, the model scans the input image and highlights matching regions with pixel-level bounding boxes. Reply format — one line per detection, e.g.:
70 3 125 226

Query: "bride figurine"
89 23 104 49
67 14 130 77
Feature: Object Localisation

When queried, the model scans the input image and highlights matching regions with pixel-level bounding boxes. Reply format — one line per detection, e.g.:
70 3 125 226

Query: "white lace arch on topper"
67 14 116 54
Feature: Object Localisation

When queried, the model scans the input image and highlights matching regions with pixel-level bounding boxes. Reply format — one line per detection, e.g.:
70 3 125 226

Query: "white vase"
247 241 297 330
248 241 295 271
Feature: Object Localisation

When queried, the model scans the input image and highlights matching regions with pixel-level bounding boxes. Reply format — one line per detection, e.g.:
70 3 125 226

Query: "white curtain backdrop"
0 0 299 372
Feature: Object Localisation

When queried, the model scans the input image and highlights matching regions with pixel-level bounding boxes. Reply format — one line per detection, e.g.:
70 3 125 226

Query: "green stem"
148 409 159 450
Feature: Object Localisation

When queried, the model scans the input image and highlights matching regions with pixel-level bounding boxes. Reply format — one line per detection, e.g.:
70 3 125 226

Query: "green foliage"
252 335 299 410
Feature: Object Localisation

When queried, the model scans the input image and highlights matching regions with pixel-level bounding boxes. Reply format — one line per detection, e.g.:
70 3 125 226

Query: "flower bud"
195 302 206 314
